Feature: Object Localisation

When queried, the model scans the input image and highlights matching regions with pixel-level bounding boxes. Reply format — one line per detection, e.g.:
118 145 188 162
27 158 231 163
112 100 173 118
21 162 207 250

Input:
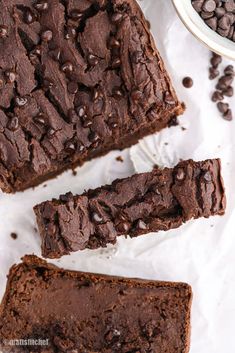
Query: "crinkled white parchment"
0 1 235 352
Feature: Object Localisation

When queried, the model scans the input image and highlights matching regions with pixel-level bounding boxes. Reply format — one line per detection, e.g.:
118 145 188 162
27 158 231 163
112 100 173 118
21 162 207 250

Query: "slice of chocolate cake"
0 255 192 353
0 0 184 193
34 159 226 259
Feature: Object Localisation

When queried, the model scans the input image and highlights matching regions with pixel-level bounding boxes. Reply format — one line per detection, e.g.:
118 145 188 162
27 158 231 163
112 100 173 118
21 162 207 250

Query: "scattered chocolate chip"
7 116 19 132
209 67 219 80
92 212 103 223
203 171 212 182
176 168 185 181
223 108 233 121
34 1 48 11
10 232 17 240
41 30 53 42
0 25 8 38
182 77 193 88
224 65 234 76
211 91 224 102
217 101 229 114
210 53 222 68
15 96 28 107
5 70 16 83
67 81 78 94
61 61 73 73
116 156 124 163
223 86 234 97
136 219 148 230
87 54 99 66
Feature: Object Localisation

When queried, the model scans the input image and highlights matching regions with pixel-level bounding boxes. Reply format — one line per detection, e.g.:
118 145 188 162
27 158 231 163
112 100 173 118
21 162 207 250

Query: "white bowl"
172 0 235 60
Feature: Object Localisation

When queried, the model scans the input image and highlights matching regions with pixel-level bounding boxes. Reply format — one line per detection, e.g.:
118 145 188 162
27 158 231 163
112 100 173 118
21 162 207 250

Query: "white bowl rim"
172 0 235 60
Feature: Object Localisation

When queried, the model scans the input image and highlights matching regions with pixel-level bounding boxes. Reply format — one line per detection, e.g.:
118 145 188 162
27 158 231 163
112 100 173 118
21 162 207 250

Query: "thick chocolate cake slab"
0 255 192 353
34 159 226 259
0 0 184 193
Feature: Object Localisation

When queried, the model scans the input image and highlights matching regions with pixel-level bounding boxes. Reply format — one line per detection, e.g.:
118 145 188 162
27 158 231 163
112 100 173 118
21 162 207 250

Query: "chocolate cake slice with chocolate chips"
0 255 192 353
0 0 184 193
34 159 226 259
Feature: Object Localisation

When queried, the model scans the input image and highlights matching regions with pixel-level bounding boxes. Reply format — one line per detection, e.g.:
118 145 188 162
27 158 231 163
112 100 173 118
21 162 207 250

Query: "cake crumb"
10 232 17 240
116 156 124 163
72 169 77 176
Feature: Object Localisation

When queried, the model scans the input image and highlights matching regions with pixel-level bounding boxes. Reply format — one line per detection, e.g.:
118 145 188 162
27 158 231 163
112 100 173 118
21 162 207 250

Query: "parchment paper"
1 1 235 352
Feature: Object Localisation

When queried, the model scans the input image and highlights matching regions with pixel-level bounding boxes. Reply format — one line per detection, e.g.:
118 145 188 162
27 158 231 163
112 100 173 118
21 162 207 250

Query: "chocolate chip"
217 102 229 113
211 91 224 102
49 47 61 61
203 171 212 182
223 86 234 97
205 16 218 30
203 0 216 12
218 15 231 30
209 67 219 80
113 87 123 99
70 10 83 20
43 78 54 90
92 212 103 223
116 220 130 233
10 232 17 240
182 77 194 88
76 106 86 118
41 30 53 42
61 61 73 73
201 11 214 19
224 0 235 12
223 108 233 121
59 192 73 202
0 25 8 38
34 1 49 11
112 57 121 68
67 81 78 94
15 96 28 107
164 91 175 105
24 10 35 24
47 127 56 138
176 168 185 181
34 112 47 125
216 75 234 90
224 65 234 76
210 53 222 68
7 116 19 132
192 0 204 12
136 219 148 230
89 131 100 143
87 54 99 66
5 71 16 83
111 13 123 24
65 141 76 153
109 37 120 48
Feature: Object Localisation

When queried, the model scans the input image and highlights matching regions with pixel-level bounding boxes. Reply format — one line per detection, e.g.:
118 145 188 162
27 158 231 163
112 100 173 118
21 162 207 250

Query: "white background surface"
0 1 235 352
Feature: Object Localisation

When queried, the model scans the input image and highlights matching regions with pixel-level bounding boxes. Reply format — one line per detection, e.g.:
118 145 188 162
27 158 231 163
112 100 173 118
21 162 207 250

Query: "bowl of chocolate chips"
172 0 235 60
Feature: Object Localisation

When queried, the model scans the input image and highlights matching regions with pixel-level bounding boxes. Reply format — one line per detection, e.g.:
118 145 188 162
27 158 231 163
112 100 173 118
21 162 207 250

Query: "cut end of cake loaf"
0 255 192 353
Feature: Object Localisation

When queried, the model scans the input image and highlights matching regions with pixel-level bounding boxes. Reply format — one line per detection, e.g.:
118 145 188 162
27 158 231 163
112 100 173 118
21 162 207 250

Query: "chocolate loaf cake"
0 255 192 353
0 0 184 193
34 159 226 259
